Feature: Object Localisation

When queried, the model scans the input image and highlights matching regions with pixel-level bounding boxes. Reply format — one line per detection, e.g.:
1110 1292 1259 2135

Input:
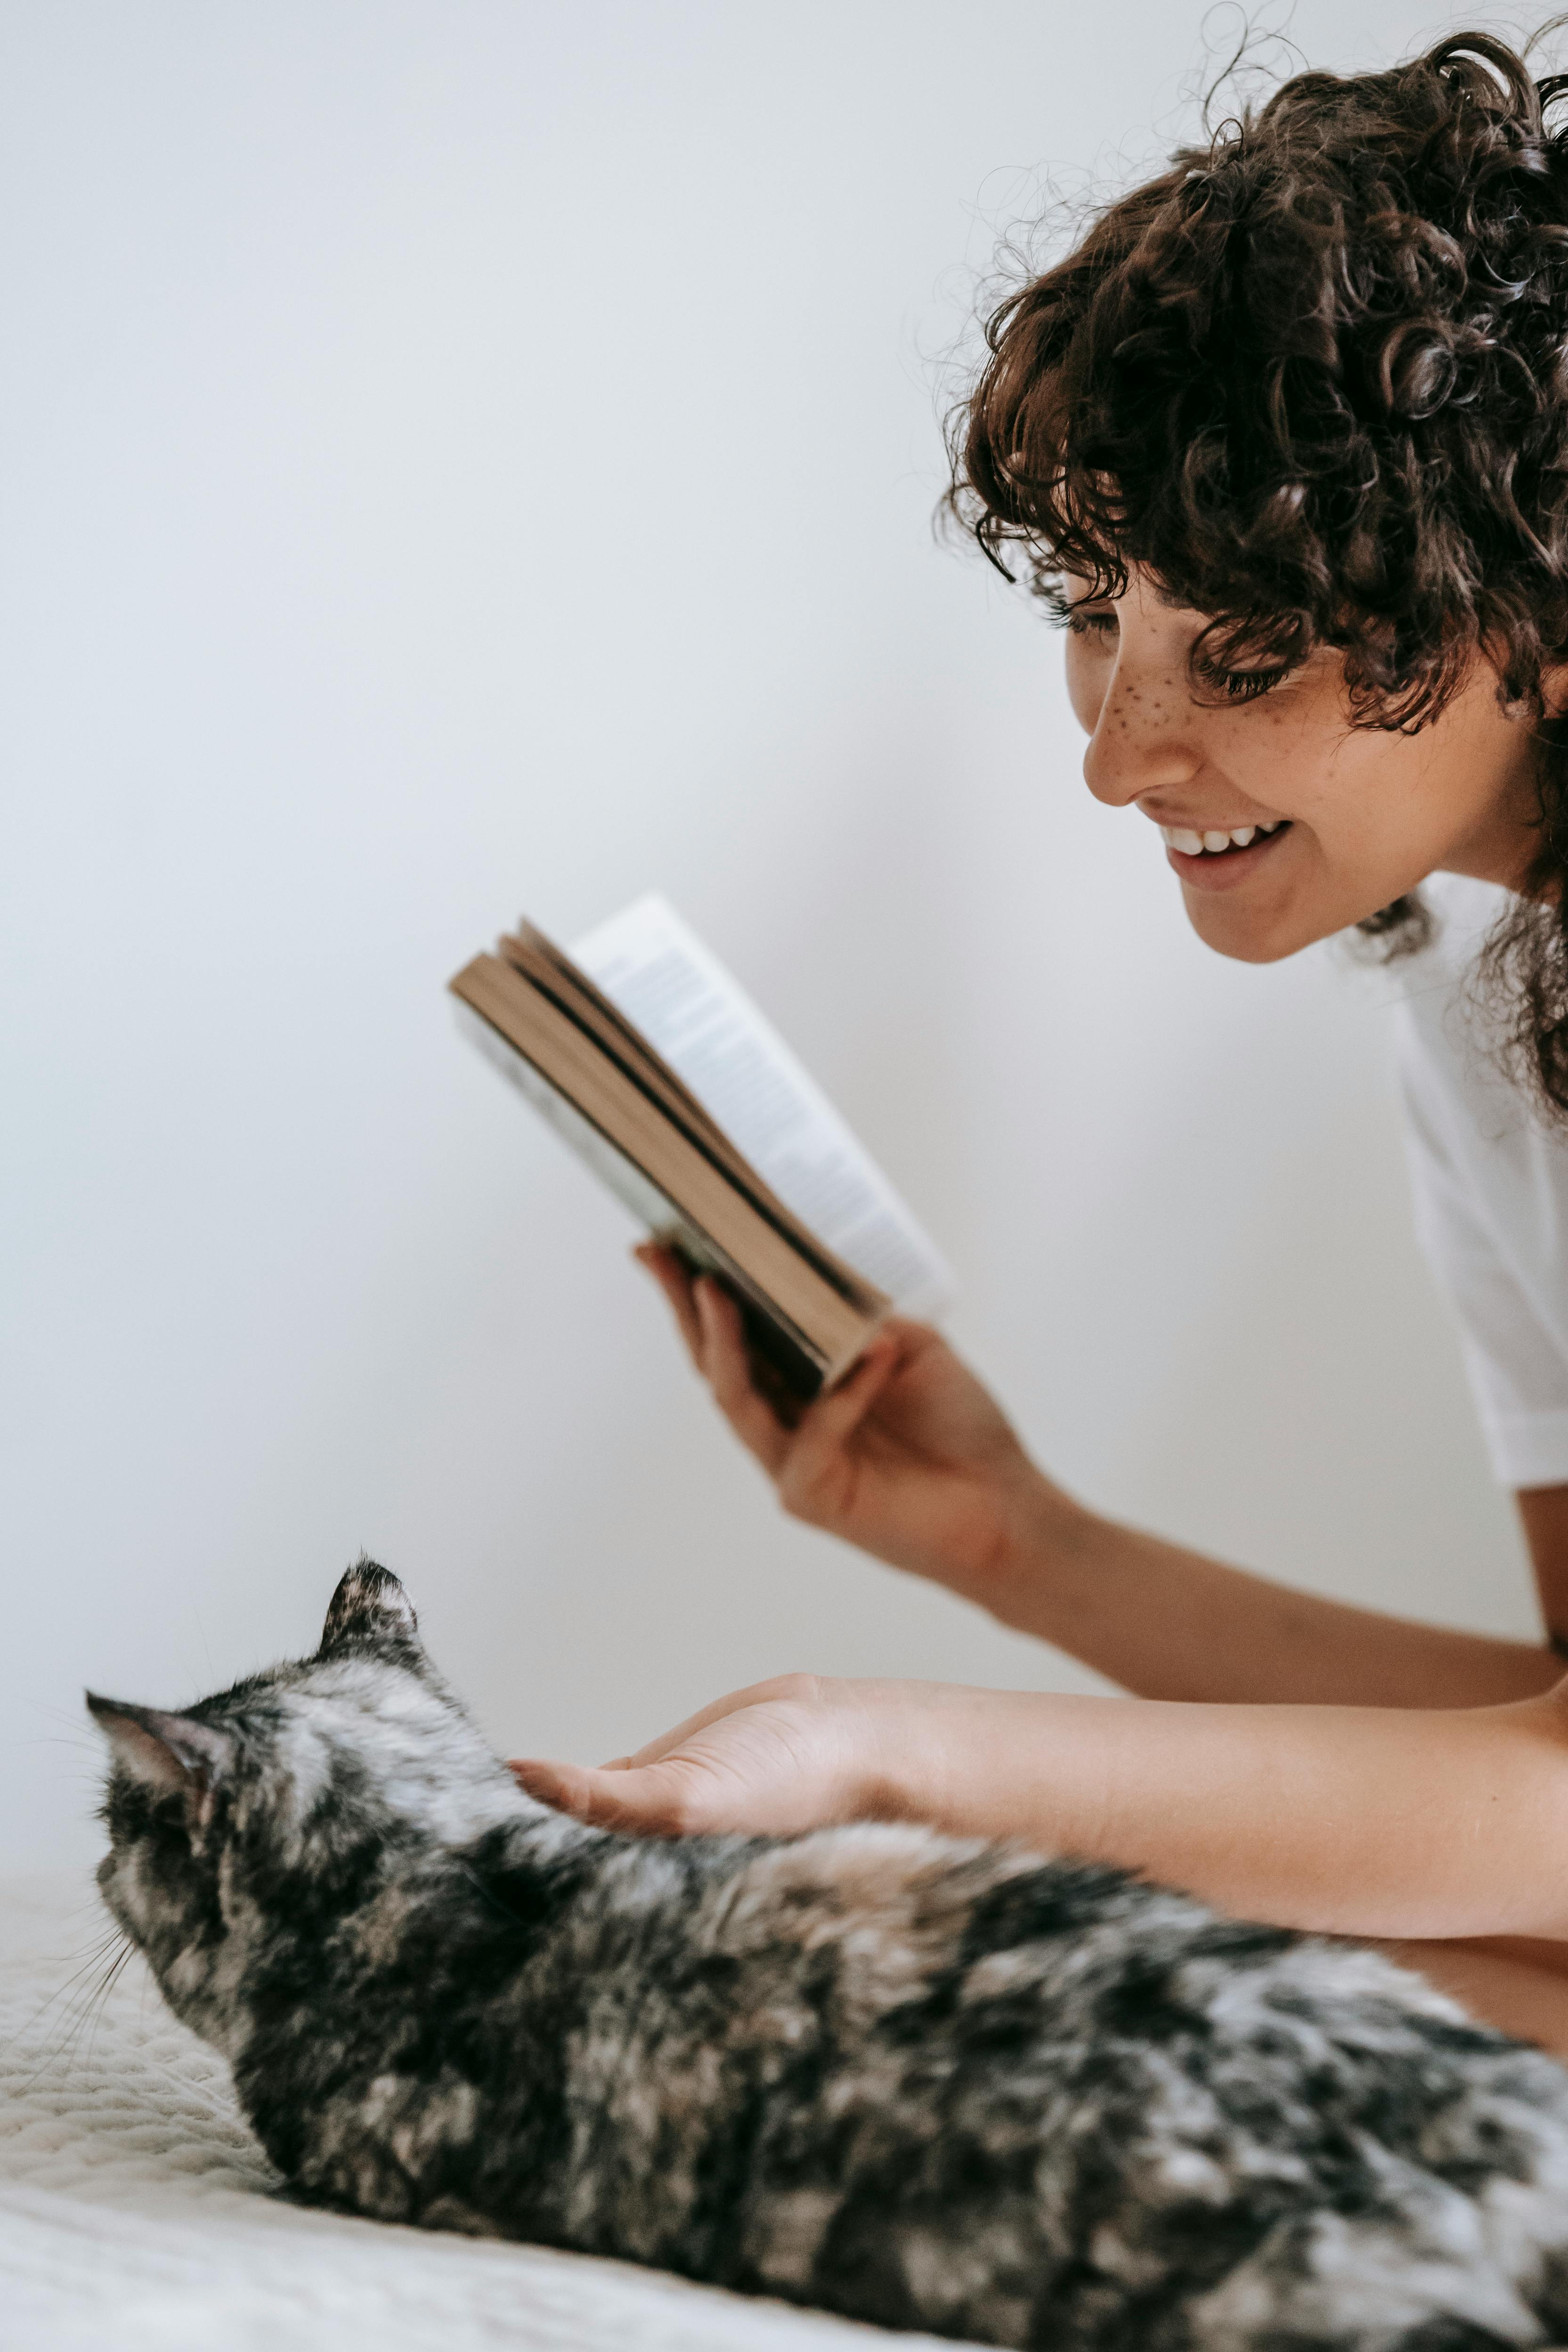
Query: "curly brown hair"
947 28 1568 1115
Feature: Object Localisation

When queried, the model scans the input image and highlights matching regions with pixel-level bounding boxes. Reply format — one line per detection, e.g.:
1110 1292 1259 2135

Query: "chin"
1183 897 1339 965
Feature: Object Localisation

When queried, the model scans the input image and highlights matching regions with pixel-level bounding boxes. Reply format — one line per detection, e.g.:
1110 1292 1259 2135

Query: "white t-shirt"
1394 872 1568 1487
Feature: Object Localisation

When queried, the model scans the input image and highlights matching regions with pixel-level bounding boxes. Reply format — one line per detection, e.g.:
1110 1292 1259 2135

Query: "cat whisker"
80 1939 138 2075
13 1928 137 2088
7 1923 125 2044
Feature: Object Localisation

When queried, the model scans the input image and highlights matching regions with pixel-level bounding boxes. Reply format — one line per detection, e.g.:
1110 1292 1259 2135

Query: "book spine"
450 964 879 1386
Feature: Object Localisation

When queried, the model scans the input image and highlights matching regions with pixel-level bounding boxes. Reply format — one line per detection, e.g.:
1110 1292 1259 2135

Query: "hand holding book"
452 893 1052 1607
635 1243 1049 1611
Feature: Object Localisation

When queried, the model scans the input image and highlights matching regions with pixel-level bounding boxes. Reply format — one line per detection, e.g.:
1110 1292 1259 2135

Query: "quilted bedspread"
0 1872 954 2352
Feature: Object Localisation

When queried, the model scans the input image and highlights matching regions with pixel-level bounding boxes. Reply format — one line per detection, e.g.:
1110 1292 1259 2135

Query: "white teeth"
1160 818 1288 856
1161 820 1289 855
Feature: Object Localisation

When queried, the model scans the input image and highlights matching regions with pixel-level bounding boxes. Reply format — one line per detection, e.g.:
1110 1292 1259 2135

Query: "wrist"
844 1678 1053 1840
964 1467 1102 1628
840 1678 954 1824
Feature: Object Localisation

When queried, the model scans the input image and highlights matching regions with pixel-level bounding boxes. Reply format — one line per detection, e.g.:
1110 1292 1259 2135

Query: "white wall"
1 0 1536 1873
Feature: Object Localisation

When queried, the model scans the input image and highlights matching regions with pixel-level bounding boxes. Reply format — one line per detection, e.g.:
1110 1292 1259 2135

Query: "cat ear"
86 1694 233 1822
319 1558 420 1656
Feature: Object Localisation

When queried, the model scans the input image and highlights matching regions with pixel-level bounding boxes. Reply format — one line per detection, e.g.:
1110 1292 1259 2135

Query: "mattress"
0 1872 951 2352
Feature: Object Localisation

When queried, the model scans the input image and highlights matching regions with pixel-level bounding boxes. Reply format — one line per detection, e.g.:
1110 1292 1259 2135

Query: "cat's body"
90 1566 1568 2350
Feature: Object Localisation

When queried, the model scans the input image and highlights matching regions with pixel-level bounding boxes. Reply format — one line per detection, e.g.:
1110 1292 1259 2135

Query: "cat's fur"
89 1563 1568 2350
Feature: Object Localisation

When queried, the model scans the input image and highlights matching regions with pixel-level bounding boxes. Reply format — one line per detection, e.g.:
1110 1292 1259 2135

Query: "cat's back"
270 1800 1568 2346
548 1821 1568 2344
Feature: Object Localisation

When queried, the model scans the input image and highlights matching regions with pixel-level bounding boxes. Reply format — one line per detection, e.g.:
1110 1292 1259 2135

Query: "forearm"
868 1677 1568 1942
973 1478 1558 1709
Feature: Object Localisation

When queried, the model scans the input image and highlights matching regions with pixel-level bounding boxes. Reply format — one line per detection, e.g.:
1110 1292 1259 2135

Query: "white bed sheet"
0 1873 955 2352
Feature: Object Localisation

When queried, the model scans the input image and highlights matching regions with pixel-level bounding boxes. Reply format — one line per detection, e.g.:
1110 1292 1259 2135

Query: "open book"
448 895 953 1400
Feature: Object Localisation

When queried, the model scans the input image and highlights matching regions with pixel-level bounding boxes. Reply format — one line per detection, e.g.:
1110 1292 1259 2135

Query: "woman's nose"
1081 662 1202 809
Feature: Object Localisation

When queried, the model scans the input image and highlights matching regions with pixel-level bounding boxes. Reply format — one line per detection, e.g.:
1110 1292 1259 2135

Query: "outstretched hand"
510 1673 896 1839
634 1245 1051 1604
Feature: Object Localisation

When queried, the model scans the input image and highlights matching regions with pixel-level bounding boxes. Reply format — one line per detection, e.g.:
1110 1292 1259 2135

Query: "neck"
1437 757 1546 894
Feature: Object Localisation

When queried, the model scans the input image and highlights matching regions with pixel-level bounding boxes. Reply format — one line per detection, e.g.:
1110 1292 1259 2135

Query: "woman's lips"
1164 822 1293 892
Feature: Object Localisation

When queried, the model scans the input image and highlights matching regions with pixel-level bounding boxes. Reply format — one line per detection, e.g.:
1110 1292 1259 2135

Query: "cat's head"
87 1561 527 2052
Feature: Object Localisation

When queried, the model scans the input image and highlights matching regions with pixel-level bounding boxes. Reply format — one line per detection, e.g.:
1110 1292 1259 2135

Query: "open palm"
512 1673 877 1839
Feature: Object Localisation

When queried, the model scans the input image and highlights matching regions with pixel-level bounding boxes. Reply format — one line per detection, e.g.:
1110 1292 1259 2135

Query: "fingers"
636 1254 795 1470
693 1279 792 1473
637 1247 900 1493
634 1243 703 1365
775 1336 900 1513
612 1674 819 1771
813 1335 903 1446
509 1754 725 1838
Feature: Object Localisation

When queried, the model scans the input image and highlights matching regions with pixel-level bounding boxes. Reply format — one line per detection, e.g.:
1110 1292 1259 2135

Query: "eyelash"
1040 593 1292 704
1198 661 1289 706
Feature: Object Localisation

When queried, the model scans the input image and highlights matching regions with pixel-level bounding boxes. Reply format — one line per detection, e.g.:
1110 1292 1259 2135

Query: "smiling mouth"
1159 819 1295 891
1159 821 1290 856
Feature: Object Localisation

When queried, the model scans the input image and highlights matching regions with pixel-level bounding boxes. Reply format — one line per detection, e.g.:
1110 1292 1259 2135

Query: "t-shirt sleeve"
1399 1051 1568 1488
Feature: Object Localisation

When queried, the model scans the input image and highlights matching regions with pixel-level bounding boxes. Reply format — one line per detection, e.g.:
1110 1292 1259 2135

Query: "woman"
514 32 1568 2052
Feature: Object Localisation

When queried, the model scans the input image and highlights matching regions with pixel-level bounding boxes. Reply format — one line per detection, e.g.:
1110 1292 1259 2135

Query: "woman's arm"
513 1670 1568 1944
642 1252 1560 1709
998 1497 1562 1709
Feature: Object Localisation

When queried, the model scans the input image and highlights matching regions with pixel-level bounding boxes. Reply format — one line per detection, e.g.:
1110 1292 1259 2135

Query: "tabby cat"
89 1562 1568 2349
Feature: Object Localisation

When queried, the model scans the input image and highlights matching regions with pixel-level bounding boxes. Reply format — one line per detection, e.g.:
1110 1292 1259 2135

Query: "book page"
571 895 955 1317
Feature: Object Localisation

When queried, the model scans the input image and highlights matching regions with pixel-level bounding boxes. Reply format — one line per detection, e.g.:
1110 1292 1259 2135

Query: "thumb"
790 1336 901 1459
509 1754 717 1838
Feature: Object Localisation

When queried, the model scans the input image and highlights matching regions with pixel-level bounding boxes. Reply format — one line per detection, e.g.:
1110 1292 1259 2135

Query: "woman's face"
1063 566 1546 963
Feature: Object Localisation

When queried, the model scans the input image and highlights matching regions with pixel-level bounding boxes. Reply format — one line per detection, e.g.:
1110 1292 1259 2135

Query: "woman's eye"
1224 669 1290 703
1194 659 1293 705
1041 591 1118 641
